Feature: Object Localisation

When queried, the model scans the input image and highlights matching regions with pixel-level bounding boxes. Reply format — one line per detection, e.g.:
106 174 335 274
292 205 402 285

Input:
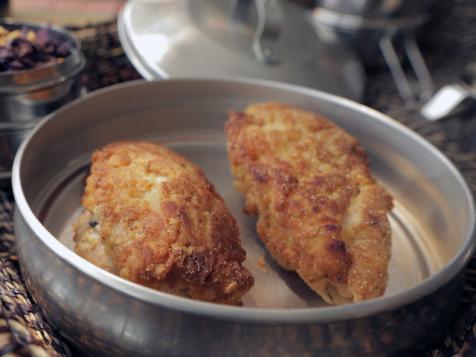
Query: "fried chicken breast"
74 141 253 305
225 103 392 305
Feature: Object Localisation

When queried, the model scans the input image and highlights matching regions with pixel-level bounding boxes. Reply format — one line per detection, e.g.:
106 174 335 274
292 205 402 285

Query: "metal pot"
313 0 438 105
0 19 85 179
315 0 436 20
12 79 475 356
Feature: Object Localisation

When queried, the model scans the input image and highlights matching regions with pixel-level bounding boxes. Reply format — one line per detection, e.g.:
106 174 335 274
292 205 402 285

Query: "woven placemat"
0 22 140 357
0 191 70 357
1 1 476 355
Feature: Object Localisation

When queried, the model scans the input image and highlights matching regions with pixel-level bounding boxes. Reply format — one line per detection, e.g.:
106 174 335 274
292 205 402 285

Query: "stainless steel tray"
12 79 475 356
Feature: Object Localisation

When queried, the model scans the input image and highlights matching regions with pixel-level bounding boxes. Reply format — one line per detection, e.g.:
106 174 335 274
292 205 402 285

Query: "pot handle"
379 33 434 107
230 0 282 64
252 0 282 65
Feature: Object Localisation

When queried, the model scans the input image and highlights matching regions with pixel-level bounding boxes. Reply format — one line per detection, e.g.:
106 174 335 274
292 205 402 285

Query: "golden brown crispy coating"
74 141 253 305
225 103 393 305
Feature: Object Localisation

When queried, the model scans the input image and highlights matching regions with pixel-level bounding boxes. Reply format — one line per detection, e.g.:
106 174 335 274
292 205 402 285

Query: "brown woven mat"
0 191 70 357
1 1 476 355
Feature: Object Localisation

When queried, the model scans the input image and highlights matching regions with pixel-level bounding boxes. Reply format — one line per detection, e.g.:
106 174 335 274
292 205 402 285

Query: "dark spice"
0 25 72 72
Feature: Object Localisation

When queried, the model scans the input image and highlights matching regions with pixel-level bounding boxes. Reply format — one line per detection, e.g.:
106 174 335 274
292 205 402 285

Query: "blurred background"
1 0 474 111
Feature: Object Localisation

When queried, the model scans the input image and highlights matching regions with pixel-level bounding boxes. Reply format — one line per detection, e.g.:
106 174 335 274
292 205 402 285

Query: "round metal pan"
12 79 475 356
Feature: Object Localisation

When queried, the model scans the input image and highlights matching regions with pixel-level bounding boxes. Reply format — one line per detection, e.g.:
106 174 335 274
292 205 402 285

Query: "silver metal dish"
117 0 365 101
0 19 85 180
12 79 475 356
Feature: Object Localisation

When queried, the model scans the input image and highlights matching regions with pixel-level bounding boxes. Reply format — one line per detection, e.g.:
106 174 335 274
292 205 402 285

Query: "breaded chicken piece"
74 141 253 305
225 103 392 305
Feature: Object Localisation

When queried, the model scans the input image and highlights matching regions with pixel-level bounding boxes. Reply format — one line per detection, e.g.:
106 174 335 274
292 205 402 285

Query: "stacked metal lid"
118 0 365 101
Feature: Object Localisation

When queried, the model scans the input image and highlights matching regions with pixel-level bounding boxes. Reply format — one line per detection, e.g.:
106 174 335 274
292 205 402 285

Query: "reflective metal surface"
13 79 475 355
421 62 476 120
312 0 437 105
315 0 436 20
118 0 365 101
0 19 85 179
251 0 282 64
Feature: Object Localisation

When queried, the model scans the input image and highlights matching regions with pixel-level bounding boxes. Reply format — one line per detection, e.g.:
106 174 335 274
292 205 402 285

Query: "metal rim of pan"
11 77 476 324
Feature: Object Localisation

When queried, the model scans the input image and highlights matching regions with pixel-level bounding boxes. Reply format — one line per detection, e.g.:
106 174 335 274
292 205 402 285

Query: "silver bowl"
12 79 475 356
0 19 85 180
